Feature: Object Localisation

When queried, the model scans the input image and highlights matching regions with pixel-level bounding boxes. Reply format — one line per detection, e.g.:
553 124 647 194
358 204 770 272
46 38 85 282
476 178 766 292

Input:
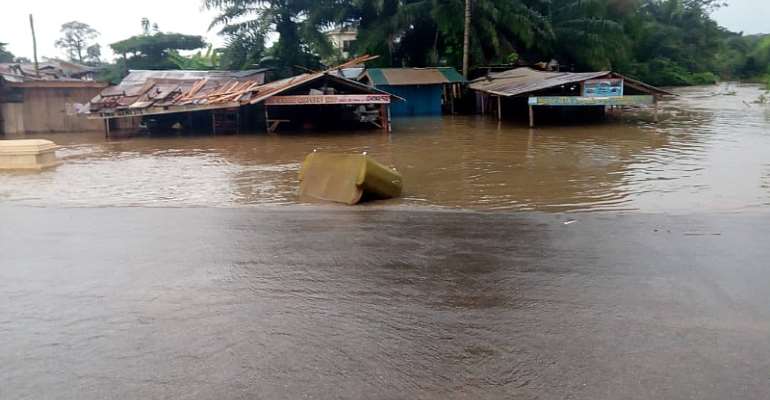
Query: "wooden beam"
497 96 502 121
387 104 392 133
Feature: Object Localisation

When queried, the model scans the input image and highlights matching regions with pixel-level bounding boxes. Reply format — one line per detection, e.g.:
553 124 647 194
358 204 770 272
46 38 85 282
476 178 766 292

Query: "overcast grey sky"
0 0 767 62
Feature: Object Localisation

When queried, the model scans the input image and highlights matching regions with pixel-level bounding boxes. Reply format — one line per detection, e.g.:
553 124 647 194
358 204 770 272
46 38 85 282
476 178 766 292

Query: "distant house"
0 61 107 135
326 28 358 59
359 67 465 116
469 67 674 126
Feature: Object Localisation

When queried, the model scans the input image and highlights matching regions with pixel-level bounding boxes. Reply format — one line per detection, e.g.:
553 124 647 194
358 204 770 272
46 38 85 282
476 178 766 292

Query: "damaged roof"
0 60 100 84
88 55 398 118
364 67 465 86
89 69 271 115
469 67 673 97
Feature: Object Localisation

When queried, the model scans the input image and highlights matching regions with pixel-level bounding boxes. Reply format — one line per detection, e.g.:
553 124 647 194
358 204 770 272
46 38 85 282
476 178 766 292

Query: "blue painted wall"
376 84 443 116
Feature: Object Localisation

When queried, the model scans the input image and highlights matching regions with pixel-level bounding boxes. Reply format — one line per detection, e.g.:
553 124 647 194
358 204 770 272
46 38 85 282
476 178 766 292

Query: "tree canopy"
201 0 768 86
0 42 14 63
110 19 206 70
54 21 100 64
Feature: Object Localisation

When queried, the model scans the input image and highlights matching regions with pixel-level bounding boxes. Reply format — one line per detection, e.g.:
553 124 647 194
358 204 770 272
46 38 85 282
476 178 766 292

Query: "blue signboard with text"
582 79 624 97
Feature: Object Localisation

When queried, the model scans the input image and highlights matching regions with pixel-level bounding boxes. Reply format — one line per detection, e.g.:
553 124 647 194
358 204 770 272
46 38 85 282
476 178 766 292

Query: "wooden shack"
0 61 107 135
469 67 673 127
88 56 399 135
359 67 465 116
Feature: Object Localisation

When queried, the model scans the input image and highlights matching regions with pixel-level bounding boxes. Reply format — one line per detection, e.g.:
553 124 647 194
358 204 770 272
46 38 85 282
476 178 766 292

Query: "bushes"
625 58 719 86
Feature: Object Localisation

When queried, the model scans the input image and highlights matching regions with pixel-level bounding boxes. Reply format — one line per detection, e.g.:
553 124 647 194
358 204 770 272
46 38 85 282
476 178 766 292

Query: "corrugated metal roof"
90 69 270 115
469 68 609 97
0 60 99 83
88 55 400 118
366 67 465 86
469 67 674 97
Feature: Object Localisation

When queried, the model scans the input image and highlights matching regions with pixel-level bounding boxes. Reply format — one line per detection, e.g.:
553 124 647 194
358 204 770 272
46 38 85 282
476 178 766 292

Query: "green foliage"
168 45 222 70
219 32 266 70
110 19 205 71
199 0 763 86
54 21 99 64
0 42 14 63
204 0 341 77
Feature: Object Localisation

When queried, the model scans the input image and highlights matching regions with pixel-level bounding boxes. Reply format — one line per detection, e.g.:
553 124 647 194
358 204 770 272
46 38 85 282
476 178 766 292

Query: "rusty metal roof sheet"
469 68 609 97
90 69 270 114
88 55 400 118
0 60 100 84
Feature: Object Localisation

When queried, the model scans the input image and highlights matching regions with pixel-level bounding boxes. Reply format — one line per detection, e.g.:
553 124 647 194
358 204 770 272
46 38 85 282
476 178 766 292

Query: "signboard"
265 94 391 106
582 79 624 97
528 95 654 107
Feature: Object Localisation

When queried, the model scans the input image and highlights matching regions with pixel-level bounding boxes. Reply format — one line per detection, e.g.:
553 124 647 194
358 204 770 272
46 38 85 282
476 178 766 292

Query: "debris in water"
298 152 403 205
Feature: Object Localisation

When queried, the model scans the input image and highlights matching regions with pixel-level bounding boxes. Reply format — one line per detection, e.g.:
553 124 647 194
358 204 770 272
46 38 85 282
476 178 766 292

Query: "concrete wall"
20 87 104 133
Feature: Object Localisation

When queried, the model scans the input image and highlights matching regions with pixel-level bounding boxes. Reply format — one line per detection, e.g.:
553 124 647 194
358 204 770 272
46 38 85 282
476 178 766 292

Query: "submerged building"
469 67 673 126
0 61 107 135
88 56 399 135
359 67 465 116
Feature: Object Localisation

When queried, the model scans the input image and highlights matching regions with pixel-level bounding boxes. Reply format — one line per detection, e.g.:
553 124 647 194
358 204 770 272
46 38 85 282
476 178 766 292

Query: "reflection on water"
2 83 770 212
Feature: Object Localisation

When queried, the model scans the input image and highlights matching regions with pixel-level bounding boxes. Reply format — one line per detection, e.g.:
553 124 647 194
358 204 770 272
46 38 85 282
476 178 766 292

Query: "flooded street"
3 84 770 399
3 207 770 399
1 83 769 212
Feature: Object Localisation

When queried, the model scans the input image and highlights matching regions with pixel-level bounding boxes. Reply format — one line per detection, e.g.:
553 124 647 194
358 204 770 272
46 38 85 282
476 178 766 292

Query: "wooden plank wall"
21 87 104 133
1 103 25 134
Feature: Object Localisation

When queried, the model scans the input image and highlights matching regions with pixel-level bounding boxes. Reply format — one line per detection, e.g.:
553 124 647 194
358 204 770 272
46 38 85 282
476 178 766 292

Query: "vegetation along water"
2 0 767 88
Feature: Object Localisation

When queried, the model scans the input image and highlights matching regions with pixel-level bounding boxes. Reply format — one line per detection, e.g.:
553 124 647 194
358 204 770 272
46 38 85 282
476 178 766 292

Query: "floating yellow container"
0 139 60 170
299 152 403 205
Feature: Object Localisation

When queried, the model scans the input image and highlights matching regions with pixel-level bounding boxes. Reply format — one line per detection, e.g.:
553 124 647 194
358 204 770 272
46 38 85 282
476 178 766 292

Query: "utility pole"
29 14 40 77
462 0 471 79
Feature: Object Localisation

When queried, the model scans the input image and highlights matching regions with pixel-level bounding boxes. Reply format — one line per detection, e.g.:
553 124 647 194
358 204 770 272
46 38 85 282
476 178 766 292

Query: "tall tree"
352 0 549 68
204 0 343 75
110 20 206 70
542 0 627 70
86 44 102 64
462 0 471 78
54 21 100 64
0 42 14 63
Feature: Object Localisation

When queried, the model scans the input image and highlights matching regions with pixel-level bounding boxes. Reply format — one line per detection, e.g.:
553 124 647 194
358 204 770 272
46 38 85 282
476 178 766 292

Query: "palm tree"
544 0 627 70
204 0 343 74
462 0 470 78
353 0 550 68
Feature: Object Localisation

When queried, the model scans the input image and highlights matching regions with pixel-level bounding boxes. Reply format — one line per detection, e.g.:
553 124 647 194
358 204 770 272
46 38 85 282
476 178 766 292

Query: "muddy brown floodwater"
3 84 770 399
1 83 770 212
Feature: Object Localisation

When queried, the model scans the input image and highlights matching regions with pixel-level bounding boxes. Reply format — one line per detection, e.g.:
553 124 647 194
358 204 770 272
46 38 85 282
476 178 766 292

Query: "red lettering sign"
265 95 391 105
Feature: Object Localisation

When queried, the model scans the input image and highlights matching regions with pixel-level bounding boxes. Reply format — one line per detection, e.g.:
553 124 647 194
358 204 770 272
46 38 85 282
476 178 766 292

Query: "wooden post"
528 105 535 128
497 96 502 121
104 119 110 138
387 104 392 133
29 15 40 78
264 106 269 133
211 112 216 135
380 104 388 133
